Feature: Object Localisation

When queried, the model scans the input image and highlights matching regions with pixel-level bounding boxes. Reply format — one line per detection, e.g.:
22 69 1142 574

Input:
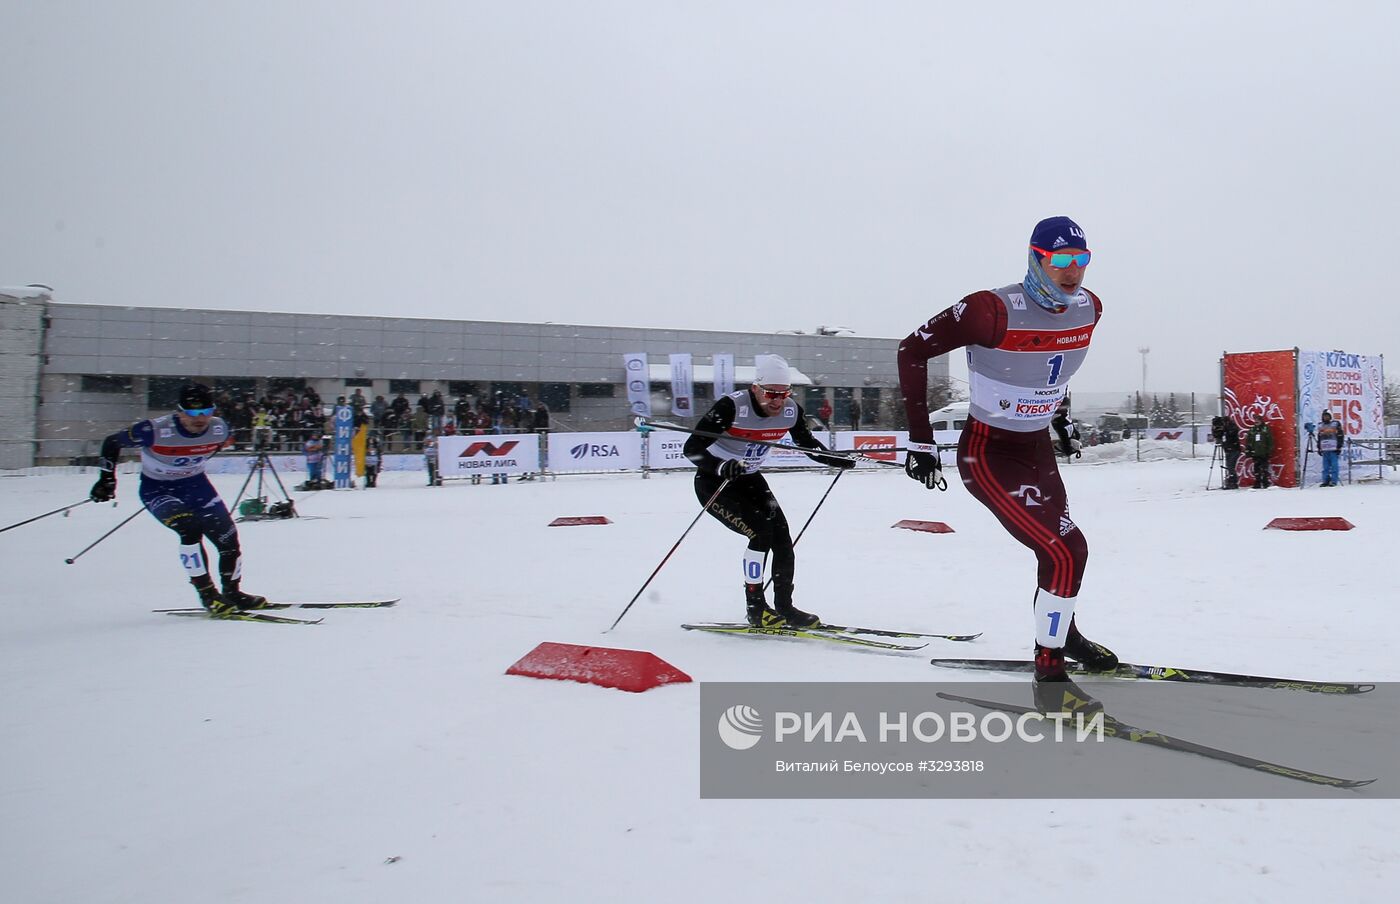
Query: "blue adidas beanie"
1030 216 1088 251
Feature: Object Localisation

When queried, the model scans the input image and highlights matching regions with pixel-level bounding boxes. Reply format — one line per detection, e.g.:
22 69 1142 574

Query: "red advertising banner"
1221 350 1298 487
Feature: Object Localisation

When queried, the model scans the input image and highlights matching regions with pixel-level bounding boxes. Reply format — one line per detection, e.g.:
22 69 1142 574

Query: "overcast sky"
4 2 1398 393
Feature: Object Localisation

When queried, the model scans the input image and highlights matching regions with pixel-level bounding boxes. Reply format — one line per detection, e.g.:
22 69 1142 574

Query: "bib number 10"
1046 354 1065 386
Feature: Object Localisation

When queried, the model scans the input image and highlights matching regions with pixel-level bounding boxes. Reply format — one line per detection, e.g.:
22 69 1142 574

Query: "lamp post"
1138 346 1150 408
1137 346 1150 461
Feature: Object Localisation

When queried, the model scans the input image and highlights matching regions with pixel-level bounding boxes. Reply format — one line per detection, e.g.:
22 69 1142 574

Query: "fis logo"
459 441 520 458
1008 293 1027 310
570 443 621 459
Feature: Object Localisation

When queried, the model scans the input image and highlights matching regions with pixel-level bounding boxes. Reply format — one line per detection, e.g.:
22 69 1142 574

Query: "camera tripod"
1299 433 1316 488
230 451 298 520
1205 442 1240 491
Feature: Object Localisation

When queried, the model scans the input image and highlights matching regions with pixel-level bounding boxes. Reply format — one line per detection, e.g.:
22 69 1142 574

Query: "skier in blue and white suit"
89 383 267 617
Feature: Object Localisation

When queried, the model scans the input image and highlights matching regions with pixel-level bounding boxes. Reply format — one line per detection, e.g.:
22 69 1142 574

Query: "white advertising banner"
645 429 693 469
713 353 735 398
205 454 303 476
437 433 540 477
670 353 695 417
548 432 642 471
1298 350 1384 440
762 439 819 469
623 353 651 417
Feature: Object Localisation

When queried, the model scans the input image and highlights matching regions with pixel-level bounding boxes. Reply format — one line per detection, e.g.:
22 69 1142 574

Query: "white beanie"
754 354 791 386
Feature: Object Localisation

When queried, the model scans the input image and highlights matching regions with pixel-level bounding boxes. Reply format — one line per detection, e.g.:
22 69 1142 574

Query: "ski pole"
763 468 845 592
0 499 91 535
636 417 907 467
607 478 732 632
65 506 146 565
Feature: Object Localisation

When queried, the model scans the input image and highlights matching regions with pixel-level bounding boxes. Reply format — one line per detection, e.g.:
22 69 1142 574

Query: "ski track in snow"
2 459 1398 902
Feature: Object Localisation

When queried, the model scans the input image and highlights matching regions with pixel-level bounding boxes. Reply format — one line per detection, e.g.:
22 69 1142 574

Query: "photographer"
1211 416 1241 489
1245 413 1274 488
1051 400 1082 461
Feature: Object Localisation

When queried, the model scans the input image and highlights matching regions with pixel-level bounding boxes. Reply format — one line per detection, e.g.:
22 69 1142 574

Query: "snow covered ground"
3 457 1398 902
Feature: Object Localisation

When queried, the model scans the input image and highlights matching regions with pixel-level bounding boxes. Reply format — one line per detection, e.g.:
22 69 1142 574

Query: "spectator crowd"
211 385 549 454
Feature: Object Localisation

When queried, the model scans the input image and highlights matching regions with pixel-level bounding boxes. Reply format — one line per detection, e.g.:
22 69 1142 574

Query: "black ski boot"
1032 645 1103 715
1063 617 1119 671
745 583 784 628
773 583 821 629
195 580 240 619
222 579 270 610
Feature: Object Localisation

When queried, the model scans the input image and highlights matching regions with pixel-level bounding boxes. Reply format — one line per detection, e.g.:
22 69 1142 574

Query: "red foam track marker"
892 519 955 533
506 642 692 693
1265 517 1355 531
549 516 612 526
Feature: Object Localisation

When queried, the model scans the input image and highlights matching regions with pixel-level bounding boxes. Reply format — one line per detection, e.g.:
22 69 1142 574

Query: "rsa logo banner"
438 433 541 475
548 432 643 471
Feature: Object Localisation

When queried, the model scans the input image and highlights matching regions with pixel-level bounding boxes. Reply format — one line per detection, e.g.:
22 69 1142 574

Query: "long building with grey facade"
1 288 947 467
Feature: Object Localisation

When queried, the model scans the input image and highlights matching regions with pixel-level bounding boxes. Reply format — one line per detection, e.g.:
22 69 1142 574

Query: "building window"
861 388 882 425
490 382 527 403
832 386 854 426
577 383 616 398
448 381 479 398
147 376 186 409
539 382 571 413
389 379 420 395
81 374 133 394
343 377 372 388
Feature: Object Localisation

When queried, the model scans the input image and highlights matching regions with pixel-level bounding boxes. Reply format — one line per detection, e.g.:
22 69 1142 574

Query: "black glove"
904 444 944 490
717 459 745 481
90 471 117 502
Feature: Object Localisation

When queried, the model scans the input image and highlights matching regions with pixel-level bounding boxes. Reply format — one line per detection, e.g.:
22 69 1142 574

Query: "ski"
267 599 398 609
163 610 323 625
681 623 927 651
928 658 1374 695
153 599 398 613
819 624 981 642
937 691 1375 790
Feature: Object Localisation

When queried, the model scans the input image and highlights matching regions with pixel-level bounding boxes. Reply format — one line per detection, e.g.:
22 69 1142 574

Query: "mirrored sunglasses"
1032 246 1092 268
181 407 215 417
756 385 792 400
